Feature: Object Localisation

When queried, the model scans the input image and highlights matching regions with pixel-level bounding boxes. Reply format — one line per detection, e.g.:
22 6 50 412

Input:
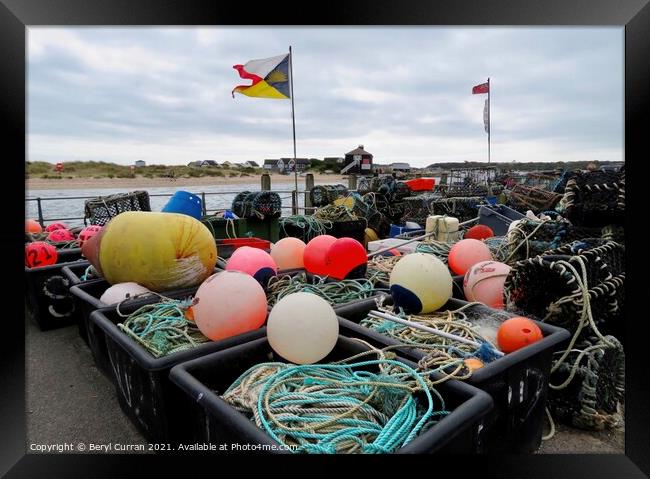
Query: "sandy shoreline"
26 173 348 191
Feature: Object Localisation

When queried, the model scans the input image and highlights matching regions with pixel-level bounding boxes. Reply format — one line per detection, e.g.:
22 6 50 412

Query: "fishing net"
309 184 349 207
84 190 151 226
561 170 625 226
548 335 624 430
506 185 562 213
401 196 484 225
232 191 282 219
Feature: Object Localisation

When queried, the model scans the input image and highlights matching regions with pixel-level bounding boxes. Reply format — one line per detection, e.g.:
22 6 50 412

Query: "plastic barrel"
162 191 203 220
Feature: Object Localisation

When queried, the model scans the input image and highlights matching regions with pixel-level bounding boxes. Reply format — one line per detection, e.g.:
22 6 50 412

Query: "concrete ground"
26 316 624 454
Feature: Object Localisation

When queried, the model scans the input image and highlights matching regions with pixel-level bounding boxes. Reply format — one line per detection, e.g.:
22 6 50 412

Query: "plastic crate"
70 280 202 375
61 261 97 345
90 305 267 444
329 219 367 244
169 335 493 453
242 217 280 243
202 217 280 243
478 205 525 236
334 297 570 453
215 238 271 259
24 248 85 331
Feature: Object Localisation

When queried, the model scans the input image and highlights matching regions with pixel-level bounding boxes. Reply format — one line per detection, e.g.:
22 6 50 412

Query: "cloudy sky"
28 27 623 167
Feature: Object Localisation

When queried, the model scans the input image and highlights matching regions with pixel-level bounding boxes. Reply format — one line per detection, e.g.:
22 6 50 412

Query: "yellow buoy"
96 211 217 291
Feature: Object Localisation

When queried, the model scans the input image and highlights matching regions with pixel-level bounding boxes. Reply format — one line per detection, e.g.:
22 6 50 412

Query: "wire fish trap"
84 190 151 226
266 272 380 307
443 185 489 198
402 196 484 224
232 191 282 220
504 239 625 337
506 185 562 213
562 170 625 227
309 184 349 207
505 218 603 263
548 335 624 430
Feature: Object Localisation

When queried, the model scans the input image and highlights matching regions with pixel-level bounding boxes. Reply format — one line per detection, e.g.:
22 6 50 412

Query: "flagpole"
487 77 491 165
289 46 298 213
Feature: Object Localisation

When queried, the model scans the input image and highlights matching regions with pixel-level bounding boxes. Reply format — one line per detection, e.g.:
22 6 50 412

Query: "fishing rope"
80 264 99 281
279 215 331 242
366 255 401 284
266 273 383 307
221 346 450 454
117 300 210 358
414 240 453 264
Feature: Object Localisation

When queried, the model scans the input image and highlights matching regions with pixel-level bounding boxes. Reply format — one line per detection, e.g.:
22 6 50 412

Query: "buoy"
99 282 151 305
447 239 493 276
25 241 57 268
26 219 42 234
324 237 367 280
89 211 217 291
47 228 75 242
226 246 278 286
270 237 306 270
389 253 452 314
464 358 485 371
465 224 494 240
364 228 379 247
192 271 267 341
497 317 543 353
463 260 511 309
267 292 339 364
378 248 401 257
45 222 68 232
303 235 337 276
76 225 102 247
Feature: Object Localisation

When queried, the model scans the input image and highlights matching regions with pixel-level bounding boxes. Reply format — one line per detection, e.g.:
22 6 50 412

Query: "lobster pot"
443 185 489 198
84 190 151 226
504 240 625 340
506 218 603 263
402 196 484 225
562 170 625 227
548 335 624 430
309 184 348 207
506 185 562 213
231 191 282 220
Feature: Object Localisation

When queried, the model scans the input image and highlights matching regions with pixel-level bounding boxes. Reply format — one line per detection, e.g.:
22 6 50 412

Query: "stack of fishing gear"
506 185 562 214
309 184 349 207
231 191 282 220
503 239 625 430
279 201 366 242
84 190 151 226
560 170 625 227
443 184 489 198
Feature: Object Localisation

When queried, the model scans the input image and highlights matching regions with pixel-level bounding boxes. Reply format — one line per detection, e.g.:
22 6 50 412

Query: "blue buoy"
162 191 203 220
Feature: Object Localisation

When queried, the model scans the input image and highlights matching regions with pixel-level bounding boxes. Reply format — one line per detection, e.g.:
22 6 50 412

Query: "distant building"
243 161 260 168
342 145 373 175
263 158 310 173
189 160 219 167
134 160 146 168
221 161 233 168
391 162 411 173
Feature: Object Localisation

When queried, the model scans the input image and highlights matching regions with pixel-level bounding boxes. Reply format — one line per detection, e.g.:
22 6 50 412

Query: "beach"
26 173 348 191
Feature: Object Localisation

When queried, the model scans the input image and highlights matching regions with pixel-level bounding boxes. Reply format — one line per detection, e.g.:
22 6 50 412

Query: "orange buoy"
303 235 337 276
26 219 42 234
324 237 367 280
497 317 543 353
25 241 58 268
464 358 485 371
45 222 68 232
465 224 494 240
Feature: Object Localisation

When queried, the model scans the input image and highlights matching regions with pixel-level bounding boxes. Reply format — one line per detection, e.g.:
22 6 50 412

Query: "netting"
231 191 282 219
506 185 562 213
309 184 349 207
401 196 484 225
84 190 151 226
561 170 625 226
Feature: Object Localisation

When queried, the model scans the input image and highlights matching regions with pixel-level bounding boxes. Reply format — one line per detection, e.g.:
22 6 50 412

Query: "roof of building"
246 161 260 167
346 145 372 156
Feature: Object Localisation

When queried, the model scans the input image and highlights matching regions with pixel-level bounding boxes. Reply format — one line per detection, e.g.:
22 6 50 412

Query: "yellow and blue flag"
232 53 290 99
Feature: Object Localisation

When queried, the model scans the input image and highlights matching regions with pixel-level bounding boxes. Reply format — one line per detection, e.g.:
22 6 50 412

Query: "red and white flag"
472 82 489 94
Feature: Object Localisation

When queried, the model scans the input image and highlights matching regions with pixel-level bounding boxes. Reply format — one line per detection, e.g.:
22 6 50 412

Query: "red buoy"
497 317 543 353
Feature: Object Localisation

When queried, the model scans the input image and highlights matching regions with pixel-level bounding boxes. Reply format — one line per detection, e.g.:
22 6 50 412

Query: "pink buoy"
270 237 306 270
47 228 75 242
192 271 268 341
226 246 278 286
448 239 492 276
463 260 511 309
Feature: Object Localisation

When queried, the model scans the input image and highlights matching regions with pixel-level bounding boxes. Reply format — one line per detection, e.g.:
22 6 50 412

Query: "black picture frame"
3 0 648 476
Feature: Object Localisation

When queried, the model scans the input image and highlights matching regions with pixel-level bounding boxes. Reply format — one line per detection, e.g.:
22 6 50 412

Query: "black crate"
280 219 366 244
334 298 570 453
169 335 493 453
70 280 200 375
90 304 267 444
24 248 85 331
61 261 96 345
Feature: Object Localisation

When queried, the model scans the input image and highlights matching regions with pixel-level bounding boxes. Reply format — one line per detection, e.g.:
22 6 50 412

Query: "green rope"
414 241 453 265
222 350 449 454
266 273 384 307
279 215 331 242
117 301 210 358
366 255 401 285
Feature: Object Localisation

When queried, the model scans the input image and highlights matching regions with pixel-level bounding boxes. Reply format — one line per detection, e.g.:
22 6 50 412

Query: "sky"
27 27 624 167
